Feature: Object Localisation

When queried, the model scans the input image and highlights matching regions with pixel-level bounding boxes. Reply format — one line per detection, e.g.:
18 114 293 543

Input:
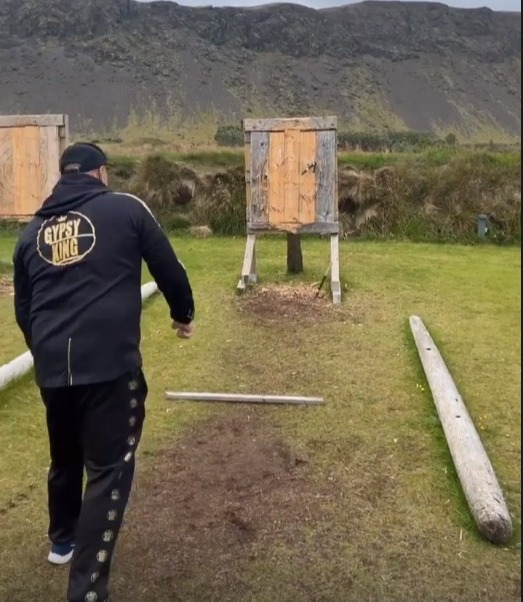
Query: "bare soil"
112 409 337 601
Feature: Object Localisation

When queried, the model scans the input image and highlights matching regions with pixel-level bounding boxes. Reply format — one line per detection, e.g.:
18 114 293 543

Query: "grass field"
0 234 520 601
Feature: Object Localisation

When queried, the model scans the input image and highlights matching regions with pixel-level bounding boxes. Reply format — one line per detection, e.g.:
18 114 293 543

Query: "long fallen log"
409 315 512 544
0 281 159 391
165 391 325 405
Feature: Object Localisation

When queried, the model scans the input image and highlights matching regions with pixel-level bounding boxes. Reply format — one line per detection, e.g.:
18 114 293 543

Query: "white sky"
136 0 521 10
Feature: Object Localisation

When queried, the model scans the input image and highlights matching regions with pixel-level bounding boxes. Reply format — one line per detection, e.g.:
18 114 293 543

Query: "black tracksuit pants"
40 368 147 602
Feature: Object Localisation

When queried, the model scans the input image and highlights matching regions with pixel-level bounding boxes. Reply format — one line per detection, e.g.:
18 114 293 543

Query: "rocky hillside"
0 0 520 140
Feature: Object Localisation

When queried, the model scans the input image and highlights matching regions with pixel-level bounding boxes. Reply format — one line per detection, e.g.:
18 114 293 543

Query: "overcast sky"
136 0 520 10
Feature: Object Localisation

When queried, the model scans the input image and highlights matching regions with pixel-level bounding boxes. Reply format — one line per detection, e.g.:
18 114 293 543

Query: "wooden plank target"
244 116 337 234
0 114 69 221
239 115 342 305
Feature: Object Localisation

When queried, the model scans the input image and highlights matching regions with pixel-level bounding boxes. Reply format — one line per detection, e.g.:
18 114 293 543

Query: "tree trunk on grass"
286 233 303 274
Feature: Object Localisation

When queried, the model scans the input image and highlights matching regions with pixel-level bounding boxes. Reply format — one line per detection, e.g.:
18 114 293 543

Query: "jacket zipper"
67 337 73 386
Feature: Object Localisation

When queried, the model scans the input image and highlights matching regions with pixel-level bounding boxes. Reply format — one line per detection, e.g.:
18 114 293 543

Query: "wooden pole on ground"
0 282 159 391
165 391 325 405
409 315 512 544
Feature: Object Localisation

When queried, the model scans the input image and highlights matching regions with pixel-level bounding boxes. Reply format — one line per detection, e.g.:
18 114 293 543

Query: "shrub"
128 155 203 226
214 125 244 147
104 150 520 243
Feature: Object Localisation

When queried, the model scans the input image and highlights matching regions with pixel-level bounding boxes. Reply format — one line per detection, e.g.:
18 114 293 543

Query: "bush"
105 150 520 243
128 154 204 227
337 130 441 152
214 125 244 147
193 167 246 235
337 152 521 244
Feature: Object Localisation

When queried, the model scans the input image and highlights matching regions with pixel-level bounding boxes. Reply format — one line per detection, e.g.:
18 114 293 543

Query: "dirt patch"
113 409 337 600
236 283 335 324
0 275 13 297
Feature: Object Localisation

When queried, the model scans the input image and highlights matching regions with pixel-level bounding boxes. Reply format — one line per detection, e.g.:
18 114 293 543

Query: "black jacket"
13 173 195 389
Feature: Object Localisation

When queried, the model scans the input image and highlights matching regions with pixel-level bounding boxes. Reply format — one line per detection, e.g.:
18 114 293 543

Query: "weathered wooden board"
268 130 285 225
316 130 338 223
299 130 317 226
0 115 68 220
244 116 337 132
0 127 14 216
249 131 269 225
240 115 342 303
246 122 337 233
248 222 339 234
0 114 67 127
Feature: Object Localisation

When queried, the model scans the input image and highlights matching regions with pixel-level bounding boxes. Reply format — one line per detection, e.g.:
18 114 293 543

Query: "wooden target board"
0 115 69 221
238 116 341 304
244 116 338 234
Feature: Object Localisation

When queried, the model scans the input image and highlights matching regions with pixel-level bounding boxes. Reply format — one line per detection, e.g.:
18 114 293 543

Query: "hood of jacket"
36 173 109 218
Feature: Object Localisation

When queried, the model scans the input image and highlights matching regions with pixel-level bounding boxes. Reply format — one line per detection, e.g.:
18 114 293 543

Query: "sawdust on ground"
236 283 334 323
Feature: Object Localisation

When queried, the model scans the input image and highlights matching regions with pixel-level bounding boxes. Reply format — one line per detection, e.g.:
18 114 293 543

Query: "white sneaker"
48 542 75 565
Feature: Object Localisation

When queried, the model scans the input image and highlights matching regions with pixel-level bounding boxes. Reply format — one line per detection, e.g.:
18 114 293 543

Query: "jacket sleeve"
135 200 195 324
12 242 33 349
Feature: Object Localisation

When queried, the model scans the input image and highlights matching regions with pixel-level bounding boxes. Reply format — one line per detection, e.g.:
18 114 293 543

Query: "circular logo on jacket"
37 211 96 266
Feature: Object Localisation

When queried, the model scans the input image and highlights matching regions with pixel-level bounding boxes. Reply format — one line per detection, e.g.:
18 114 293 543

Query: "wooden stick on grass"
165 392 325 405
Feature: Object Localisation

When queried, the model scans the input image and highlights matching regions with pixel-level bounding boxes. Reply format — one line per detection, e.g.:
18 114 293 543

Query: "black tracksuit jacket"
12 173 195 389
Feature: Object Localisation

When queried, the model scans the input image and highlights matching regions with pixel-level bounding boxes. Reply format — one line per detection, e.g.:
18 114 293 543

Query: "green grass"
108 149 245 170
0 235 520 600
107 146 521 174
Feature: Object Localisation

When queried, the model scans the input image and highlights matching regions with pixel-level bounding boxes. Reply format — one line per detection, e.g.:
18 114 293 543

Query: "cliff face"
0 0 520 138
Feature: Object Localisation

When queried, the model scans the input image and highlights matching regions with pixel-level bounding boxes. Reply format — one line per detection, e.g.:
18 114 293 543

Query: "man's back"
13 172 194 388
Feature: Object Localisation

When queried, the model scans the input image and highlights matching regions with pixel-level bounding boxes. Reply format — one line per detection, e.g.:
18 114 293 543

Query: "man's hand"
172 320 194 339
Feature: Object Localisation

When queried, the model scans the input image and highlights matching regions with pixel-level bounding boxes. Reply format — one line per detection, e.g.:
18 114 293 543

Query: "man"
12 142 195 602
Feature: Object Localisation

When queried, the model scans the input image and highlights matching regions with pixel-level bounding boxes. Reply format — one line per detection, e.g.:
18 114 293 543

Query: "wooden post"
330 234 341 304
237 233 257 293
409 315 513 544
286 232 303 274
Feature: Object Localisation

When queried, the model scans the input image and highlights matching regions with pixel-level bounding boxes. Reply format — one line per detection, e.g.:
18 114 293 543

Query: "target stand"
0 114 69 221
237 116 341 304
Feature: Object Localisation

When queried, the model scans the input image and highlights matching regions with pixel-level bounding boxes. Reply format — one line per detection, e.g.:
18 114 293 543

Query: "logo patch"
37 211 96 266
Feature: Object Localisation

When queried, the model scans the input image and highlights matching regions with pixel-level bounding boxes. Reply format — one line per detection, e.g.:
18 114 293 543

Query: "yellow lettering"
72 219 81 237
51 224 60 241
58 223 67 238
70 237 79 257
65 222 73 238
64 240 72 260
51 243 61 264
44 227 53 245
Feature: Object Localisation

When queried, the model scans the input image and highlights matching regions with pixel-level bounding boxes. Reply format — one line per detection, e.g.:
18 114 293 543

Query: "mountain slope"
0 0 520 140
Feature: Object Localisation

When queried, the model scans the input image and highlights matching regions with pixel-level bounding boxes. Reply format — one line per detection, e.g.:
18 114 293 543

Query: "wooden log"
409 315 513 544
0 351 34 390
0 282 159 391
165 391 325 405
286 232 303 274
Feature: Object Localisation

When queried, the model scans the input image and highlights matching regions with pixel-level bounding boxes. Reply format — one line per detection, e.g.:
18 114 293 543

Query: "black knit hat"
59 142 109 174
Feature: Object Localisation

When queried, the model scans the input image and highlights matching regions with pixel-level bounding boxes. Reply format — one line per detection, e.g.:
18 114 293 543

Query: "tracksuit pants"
40 368 148 602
